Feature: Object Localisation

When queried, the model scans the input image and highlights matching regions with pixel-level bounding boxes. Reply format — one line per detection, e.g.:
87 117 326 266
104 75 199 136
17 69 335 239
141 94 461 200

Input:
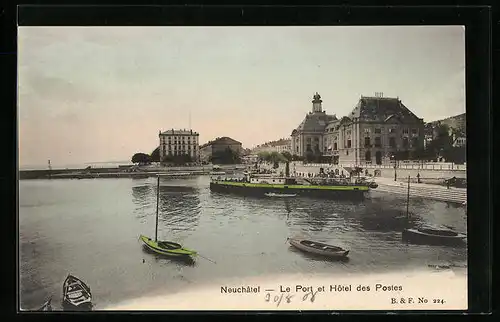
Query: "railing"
292 161 466 171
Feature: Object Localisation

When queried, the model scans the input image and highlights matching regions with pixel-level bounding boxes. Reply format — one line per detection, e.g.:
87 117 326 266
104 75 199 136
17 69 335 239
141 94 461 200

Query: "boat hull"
140 235 197 257
402 228 466 246
210 181 367 200
62 275 92 310
288 238 349 258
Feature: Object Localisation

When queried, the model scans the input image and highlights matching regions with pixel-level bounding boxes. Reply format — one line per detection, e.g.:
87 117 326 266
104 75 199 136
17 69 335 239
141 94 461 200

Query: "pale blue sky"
18 26 465 168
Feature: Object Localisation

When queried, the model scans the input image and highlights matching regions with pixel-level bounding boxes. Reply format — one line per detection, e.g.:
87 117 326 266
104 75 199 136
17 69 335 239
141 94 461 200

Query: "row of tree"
131 146 196 165
131 146 244 165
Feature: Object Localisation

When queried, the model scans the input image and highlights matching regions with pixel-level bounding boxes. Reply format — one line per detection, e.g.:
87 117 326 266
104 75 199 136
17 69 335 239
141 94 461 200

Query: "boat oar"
197 253 216 264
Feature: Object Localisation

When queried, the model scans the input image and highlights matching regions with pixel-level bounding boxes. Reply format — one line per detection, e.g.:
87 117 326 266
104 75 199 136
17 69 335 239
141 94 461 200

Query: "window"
365 151 371 161
389 137 396 148
403 128 409 135
347 140 352 148
374 137 381 147
389 128 396 133
412 128 418 135
346 150 349 156
374 128 382 134
364 137 371 147
411 137 418 147
334 142 338 150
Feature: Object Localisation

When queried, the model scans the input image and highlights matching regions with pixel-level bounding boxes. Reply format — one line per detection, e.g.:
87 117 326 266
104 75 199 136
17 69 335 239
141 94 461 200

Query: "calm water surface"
19 176 467 310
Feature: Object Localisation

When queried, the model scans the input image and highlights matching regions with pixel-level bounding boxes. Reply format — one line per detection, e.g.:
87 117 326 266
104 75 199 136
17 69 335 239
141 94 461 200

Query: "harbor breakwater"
19 164 247 180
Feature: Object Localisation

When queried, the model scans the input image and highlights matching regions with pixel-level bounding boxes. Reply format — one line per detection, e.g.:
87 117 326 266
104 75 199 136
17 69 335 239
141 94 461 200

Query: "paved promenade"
373 177 467 205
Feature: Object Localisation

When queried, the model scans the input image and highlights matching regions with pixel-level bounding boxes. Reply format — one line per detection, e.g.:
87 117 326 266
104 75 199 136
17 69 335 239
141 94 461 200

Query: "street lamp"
391 153 397 181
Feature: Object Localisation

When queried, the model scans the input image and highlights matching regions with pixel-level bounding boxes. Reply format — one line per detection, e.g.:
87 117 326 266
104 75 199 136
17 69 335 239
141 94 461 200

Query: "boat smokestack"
285 162 290 177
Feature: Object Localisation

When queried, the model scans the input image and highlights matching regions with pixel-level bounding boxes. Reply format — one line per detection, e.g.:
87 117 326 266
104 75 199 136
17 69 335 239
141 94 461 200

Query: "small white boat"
265 192 297 198
287 237 349 258
210 171 226 175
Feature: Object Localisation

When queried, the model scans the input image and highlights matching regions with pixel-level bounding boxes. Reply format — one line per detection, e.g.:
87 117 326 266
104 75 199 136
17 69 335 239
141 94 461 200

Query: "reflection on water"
19 176 467 310
132 182 201 236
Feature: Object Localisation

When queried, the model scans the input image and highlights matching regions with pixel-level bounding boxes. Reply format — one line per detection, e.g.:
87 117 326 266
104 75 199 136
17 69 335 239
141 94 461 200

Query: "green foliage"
281 151 292 161
150 147 160 162
131 153 151 164
411 123 465 163
257 151 270 162
211 147 241 164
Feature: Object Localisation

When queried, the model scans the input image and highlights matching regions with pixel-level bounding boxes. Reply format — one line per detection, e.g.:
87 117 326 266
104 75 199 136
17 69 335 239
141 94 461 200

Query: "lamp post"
392 153 397 181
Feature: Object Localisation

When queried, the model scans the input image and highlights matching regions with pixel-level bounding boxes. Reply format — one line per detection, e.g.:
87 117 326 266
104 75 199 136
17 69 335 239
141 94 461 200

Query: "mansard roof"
200 136 242 148
348 96 422 123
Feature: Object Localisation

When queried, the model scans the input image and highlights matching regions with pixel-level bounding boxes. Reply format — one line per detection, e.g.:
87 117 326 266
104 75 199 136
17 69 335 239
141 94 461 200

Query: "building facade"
199 137 243 162
159 129 200 161
291 92 425 165
252 138 291 154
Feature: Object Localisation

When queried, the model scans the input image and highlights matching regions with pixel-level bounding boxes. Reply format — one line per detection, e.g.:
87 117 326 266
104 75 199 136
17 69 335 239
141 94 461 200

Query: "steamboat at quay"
209 163 377 200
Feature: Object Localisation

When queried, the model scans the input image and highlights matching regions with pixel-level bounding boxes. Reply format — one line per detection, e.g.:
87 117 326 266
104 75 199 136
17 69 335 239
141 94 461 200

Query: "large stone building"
252 138 291 154
159 129 200 161
291 92 425 165
199 137 243 162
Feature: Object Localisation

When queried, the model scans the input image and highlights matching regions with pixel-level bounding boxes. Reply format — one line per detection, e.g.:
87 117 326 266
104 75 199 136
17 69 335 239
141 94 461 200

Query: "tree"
150 147 160 162
281 151 292 162
131 153 151 164
211 147 241 164
257 151 271 162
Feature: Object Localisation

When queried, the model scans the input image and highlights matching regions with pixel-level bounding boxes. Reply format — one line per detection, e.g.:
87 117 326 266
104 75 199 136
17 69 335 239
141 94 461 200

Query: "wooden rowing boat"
402 227 466 245
62 274 92 310
287 237 349 258
401 176 467 246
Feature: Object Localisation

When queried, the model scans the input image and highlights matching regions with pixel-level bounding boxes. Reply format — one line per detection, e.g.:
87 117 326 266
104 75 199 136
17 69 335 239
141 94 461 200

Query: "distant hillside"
427 113 466 131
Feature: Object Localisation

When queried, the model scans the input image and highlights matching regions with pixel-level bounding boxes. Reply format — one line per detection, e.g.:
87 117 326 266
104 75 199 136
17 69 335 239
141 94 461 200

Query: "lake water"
19 176 467 310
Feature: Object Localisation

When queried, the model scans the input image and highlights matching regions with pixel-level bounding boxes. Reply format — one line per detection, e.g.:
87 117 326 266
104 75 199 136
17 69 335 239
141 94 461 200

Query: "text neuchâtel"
220 284 402 294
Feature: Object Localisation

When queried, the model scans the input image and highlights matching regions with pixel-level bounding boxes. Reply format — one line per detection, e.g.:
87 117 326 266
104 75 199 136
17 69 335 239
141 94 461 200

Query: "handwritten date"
265 290 318 307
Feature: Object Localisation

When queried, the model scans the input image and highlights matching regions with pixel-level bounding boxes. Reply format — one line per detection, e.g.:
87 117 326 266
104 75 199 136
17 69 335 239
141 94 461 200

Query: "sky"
18 26 465 168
